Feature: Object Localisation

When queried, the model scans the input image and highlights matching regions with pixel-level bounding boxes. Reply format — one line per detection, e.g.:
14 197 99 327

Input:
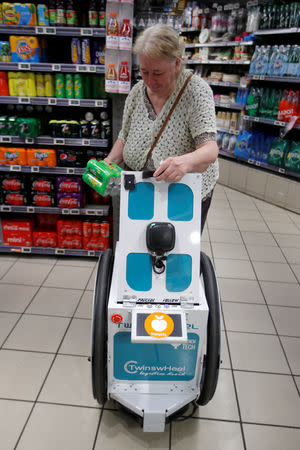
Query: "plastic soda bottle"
99 0 106 26
48 0 56 26
66 0 78 26
107 12 118 35
88 0 99 27
56 0 66 26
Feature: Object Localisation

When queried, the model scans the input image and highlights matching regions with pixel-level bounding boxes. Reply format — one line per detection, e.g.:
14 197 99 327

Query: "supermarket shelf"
184 41 254 48
0 62 105 74
243 115 300 130
0 204 110 216
0 135 108 147
249 75 300 83
0 24 105 37
0 165 85 175
214 101 243 110
207 80 242 88
185 59 251 65
219 150 300 180
0 96 108 108
217 128 240 135
0 244 102 257
255 28 300 35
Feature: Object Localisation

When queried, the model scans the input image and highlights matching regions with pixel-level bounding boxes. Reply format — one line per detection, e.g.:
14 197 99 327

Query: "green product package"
92 74 106 99
74 74 83 99
83 159 123 196
17 118 40 138
245 87 260 117
267 138 289 168
65 74 74 98
284 141 300 173
0 116 8 135
8 116 17 135
83 74 92 99
55 73 65 98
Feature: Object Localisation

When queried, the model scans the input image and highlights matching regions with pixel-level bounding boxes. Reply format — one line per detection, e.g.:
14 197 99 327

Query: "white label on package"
106 35 118 49
119 36 132 51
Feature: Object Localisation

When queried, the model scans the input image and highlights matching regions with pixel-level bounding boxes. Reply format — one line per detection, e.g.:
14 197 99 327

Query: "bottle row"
259 2 300 30
214 88 249 108
0 72 106 99
1 215 111 251
0 1 107 28
216 111 239 131
0 146 108 167
249 45 300 78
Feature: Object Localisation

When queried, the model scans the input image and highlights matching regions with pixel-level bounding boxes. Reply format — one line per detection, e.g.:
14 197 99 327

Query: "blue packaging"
37 4 49 26
92 40 105 65
234 131 252 160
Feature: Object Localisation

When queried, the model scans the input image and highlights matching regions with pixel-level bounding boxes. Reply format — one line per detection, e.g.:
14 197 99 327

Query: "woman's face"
139 54 180 97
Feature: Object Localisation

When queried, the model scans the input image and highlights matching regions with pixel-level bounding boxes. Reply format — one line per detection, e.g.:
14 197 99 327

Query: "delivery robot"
90 169 221 432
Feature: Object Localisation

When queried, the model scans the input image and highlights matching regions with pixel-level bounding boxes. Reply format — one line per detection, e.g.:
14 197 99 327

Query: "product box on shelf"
27 148 57 167
57 219 82 237
32 230 57 248
1 173 26 192
82 218 110 251
57 148 85 167
31 191 56 207
56 176 83 193
2 217 34 247
57 234 82 249
30 175 55 193
0 147 27 165
3 191 27 206
56 192 84 209
9 36 40 63
2 3 37 26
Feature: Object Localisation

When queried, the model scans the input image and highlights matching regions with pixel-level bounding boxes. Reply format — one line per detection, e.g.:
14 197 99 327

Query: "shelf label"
82 139 90 146
26 207 35 213
52 64 61 71
224 82 230 86
255 161 261 166
85 209 96 215
55 248 65 255
19 97 30 104
25 137 34 144
66 168 75 174
279 168 285 174
88 250 96 257
35 26 46 34
81 28 93 36
247 159 255 164
22 247 31 253
259 75 265 80
254 117 260 122
1 205 11 212
62 209 70 215
18 63 30 70
70 209 80 215
274 120 284 126
1 136 12 143
290 28 297 33
96 210 104 216
54 138 65 145
48 98 57 105
76 65 88 72
45 27 56 34
31 166 39 172
95 100 104 107
10 165 21 172
253 75 259 80
68 99 80 106
243 115 249 120
88 65 96 72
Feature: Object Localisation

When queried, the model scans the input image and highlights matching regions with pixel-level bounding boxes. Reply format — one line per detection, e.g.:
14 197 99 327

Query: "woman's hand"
153 156 190 182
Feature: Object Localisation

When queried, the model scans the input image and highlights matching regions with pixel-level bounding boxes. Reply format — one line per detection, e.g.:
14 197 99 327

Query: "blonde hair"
133 24 183 65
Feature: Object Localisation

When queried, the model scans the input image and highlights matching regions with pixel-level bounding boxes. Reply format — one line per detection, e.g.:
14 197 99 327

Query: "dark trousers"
201 190 213 233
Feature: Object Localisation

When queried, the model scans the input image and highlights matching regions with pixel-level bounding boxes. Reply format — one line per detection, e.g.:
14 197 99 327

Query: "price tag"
22 247 31 253
18 63 30 70
224 82 230 86
274 120 284 126
1 205 11 212
52 64 61 71
95 100 104 107
253 75 259 80
259 75 265 80
1 136 12 143
19 97 30 104
81 28 93 36
67 168 75 174
10 165 21 172
54 138 65 145
247 159 254 164
85 209 96 215
255 161 261 166
204 8 210 13
31 166 39 172
48 98 57 105
88 250 96 257
35 26 46 34
25 137 34 144
55 248 65 255
88 65 96 72
279 168 285 174
68 99 80 106
70 209 80 215
96 210 104 216
76 65 88 72
45 27 56 34
27 207 35 213
290 28 297 33
254 117 260 122
62 209 70 215
243 115 249 120
82 139 90 146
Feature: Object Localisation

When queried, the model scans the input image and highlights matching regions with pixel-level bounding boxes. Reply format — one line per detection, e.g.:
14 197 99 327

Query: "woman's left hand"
153 156 189 182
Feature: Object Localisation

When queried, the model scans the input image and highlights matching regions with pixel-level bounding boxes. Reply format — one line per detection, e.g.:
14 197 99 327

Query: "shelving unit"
0 62 105 73
0 25 105 37
0 96 108 107
0 135 108 147
0 244 101 257
185 59 250 65
0 204 109 216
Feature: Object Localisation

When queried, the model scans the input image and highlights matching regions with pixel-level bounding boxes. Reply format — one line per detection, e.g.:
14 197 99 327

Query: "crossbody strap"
142 73 193 170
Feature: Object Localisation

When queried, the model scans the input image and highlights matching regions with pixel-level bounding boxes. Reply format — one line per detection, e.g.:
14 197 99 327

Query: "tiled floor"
0 183 299 450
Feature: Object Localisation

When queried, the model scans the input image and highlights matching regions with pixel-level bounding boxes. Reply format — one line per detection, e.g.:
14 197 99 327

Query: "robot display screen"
131 311 187 343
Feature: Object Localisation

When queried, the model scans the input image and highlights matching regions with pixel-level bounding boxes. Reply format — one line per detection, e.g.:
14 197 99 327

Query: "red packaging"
92 220 101 238
83 220 92 238
58 234 82 249
57 219 82 236
37 213 59 229
1 174 25 192
4 191 27 206
57 193 83 209
33 230 57 248
100 221 110 238
31 176 54 192
83 236 109 251
2 219 33 247
31 192 55 207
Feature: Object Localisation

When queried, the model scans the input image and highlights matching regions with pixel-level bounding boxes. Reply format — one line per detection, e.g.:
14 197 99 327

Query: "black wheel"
197 251 221 406
91 248 113 405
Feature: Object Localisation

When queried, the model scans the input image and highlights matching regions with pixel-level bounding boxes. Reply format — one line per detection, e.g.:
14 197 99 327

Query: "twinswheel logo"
144 312 174 338
123 360 186 377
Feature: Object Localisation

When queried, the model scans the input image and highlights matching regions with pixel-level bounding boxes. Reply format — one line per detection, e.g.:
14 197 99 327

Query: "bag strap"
142 73 193 170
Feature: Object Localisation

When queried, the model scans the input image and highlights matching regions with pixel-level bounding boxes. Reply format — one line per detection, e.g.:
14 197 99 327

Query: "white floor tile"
59 318 91 356
241 231 278 246
222 303 276 334
291 264 300 282
0 260 16 278
0 262 52 286
0 284 39 313
269 306 300 337
209 229 243 244
218 278 264 303
0 399 33 450
260 282 300 307
267 222 300 235
227 332 289 373
244 424 300 450
171 418 244 450
43 265 93 290
39 355 98 407
246 245 285 263
17 255 57 265
26 287 83 317
281 247 300 264
0 312 20 346
94 409 170 449
252 261 297 283
207 218 238 230
86 266 97 291
3 315 70 353
74 290 93 319
0 349 54 400
221 331 231 369
214 259 256 280
211 242 249 260
274 233 300 248
200 241 213 258
235 371 300 427
232 209 263 221
281 337 300 375
236 219 269 233
56 257 98 267
17 403 99 450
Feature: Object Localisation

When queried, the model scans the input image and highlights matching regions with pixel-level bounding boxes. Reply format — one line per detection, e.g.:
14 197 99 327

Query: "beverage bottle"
107 12 118 35
119 19 132 50
88 0 99 27
48 0 57 26
66 0 78 26
99 0 106 27
249 45 259 74
279 5 285 29
191 2 199 28
268 45 278 76
56 0 66 26
245 87 259 116
278 90 289 121
287 45 299 77
284 4 290 28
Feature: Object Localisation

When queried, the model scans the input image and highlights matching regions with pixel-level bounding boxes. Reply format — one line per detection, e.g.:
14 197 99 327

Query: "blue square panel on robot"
126 253 152 291
168 184 193 221
128 182 154 220
166 254 192 292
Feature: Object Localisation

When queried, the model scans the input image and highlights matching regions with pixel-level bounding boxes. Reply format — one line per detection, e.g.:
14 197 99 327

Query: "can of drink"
80 120 90 138
55 73 65 98
71 38 81 64
74 74 83 98
83 220 92 238
90 120 100 138
100 221 110 239
92 220 101 238
65 74 74 98
101 120 111 139
82 39 91 65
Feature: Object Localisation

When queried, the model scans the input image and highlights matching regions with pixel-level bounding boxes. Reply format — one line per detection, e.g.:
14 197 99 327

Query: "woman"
105 24 219 231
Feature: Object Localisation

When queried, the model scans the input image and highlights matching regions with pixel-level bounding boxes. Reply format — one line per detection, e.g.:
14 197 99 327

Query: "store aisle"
0 183 299 450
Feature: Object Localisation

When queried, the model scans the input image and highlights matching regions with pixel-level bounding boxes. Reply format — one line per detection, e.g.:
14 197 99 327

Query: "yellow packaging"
26 72 36 96
36 74 45 97
9 36 40 63
44 74 55 97
3 3 36 26
0 4 3 24
8 72 17 96
16 72 26 96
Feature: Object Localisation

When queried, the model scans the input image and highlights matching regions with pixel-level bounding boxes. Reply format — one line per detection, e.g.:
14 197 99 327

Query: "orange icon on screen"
144 312 174 338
